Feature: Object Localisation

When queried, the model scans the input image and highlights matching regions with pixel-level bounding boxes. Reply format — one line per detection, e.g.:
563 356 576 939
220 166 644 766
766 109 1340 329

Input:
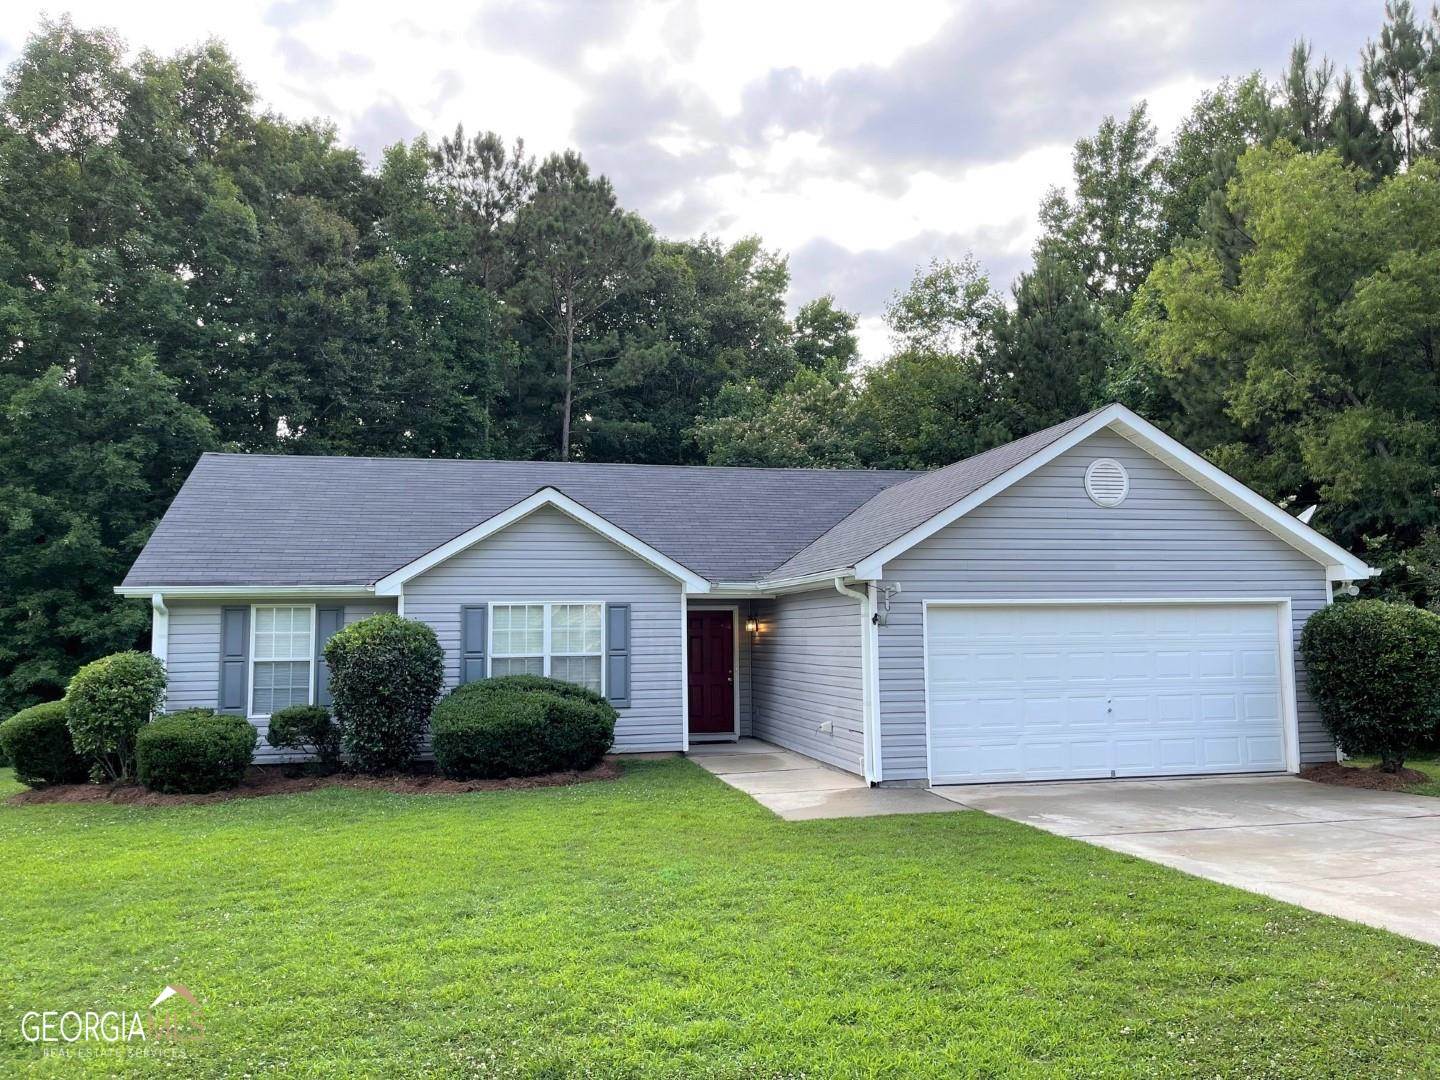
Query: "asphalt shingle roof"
121 455 919 587
121 410 1103 589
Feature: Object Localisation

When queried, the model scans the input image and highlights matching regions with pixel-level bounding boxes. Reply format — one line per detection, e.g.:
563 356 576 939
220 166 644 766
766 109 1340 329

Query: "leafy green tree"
853 350 1009 470
1270 41 1334 153
575 235 801 464
693 361 861 468
884 255 1000 356
1134 144 1440 580
1038 104 1164 314
792 295 859 372
509 151 653 460
1157 74 1273 249
432 125 534 289
1331 70 1395 177
987 256 1116 432
1362 0 1438 168
0 358 215 711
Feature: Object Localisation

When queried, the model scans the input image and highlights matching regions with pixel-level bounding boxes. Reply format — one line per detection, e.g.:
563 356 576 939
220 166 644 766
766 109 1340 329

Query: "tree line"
2 6 1439 712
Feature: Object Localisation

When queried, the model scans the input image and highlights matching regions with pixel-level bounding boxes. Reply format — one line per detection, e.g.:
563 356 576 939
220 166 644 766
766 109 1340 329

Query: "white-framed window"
490 602 604 694
250 604 315 717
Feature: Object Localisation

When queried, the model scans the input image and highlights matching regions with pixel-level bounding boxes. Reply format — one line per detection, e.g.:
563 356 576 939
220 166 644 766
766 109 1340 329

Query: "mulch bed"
1299 761 1429 791
7 758 623 807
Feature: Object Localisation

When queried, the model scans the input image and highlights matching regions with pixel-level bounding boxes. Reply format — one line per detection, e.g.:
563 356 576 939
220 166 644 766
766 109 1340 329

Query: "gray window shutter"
460 606 487 684
218 606 250 715
606 604 631 708
315 607 343 708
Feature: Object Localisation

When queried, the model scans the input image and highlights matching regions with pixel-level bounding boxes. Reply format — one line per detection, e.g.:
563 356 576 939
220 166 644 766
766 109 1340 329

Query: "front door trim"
687 603 740 742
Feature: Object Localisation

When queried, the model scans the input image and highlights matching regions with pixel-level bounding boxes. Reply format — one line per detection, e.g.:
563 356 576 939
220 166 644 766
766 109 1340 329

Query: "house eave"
115 584 377 599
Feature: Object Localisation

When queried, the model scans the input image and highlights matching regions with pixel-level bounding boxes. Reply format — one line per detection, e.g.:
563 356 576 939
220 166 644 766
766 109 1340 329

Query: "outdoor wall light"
744 617 759 634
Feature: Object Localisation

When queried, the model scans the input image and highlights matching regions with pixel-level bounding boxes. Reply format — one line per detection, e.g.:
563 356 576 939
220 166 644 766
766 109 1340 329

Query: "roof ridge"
198 450 922 478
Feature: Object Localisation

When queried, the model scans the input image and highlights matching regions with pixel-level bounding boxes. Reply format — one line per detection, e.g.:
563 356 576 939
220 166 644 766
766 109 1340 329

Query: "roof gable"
373 488 711 594
833 404 1371 583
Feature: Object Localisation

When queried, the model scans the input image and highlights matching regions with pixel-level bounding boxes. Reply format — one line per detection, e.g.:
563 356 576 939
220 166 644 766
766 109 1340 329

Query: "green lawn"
1344 754 1440 797
3 760 1438 1078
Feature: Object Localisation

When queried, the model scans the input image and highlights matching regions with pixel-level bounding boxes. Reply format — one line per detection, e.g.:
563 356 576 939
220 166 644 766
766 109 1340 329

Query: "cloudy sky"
3 1 1384 358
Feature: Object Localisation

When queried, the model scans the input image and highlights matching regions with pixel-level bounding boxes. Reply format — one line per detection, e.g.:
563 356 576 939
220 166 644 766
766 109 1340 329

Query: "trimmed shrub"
1300 600 1440 772
432 676 616 780
265 705 341 768
324 614 443 774
65 651 167 781
0 701 89 787
447 672 609 708
136 709 258 794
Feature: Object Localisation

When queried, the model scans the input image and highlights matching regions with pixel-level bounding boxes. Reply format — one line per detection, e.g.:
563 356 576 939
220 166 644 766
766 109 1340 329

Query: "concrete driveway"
932 775 1440 946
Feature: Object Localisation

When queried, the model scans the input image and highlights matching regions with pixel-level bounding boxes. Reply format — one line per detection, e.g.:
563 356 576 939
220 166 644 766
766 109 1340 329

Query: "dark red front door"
687 610 734 736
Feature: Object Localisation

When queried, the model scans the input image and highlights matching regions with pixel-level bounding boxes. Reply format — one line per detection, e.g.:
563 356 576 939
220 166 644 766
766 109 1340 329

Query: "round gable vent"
1084 458 1129 506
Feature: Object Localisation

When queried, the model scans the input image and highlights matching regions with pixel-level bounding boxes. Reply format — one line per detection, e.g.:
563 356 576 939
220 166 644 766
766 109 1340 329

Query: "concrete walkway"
932 775 1440 946
689 739 959 821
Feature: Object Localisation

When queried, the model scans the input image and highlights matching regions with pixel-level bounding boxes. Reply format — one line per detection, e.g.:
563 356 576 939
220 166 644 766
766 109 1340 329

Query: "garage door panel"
1244 692 1280 722
1155 651 1192 678
1158 738 1200 768
927 603 1288 783
1242 650 1278 678
1062 651 1106 681
1156 694 1196 723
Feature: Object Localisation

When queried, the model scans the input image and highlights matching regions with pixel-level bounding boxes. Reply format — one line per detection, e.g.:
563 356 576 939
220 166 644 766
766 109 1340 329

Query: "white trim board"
374 487 710 596
919 596 1302 783
853 404 1374 583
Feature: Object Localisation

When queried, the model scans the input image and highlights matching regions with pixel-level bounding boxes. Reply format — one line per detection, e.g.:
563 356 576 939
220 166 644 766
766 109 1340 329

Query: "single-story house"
117 403 1374 785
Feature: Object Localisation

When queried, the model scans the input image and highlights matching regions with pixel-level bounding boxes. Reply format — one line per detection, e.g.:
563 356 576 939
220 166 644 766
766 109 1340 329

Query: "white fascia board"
114 584 373 599
853 403 1375 582
705 568 861 598
1105 410 1375 581
372 486 711 595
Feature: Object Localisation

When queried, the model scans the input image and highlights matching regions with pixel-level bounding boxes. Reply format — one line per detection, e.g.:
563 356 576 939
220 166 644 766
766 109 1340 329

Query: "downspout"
150 592 170 670
834 577 879 784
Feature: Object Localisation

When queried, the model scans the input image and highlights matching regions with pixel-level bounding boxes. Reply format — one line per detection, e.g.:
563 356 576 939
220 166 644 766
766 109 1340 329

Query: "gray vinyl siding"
404 506 684 752
687 601 753 736
161 597 397 761
164 602 224 714
343 603 389 626
751 587 864 773
876 432 1335 782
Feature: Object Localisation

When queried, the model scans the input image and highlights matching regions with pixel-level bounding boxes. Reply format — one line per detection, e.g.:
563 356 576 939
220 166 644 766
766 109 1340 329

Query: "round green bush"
136 709 258 794
265 705 340 768
65 651 167 781
324 614 443 774
1300 600 1440 772
432 676 617 780
0 701 89 787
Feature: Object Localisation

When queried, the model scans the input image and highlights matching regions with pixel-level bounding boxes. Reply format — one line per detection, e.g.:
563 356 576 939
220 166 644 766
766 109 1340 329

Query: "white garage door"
925 603 1288 784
